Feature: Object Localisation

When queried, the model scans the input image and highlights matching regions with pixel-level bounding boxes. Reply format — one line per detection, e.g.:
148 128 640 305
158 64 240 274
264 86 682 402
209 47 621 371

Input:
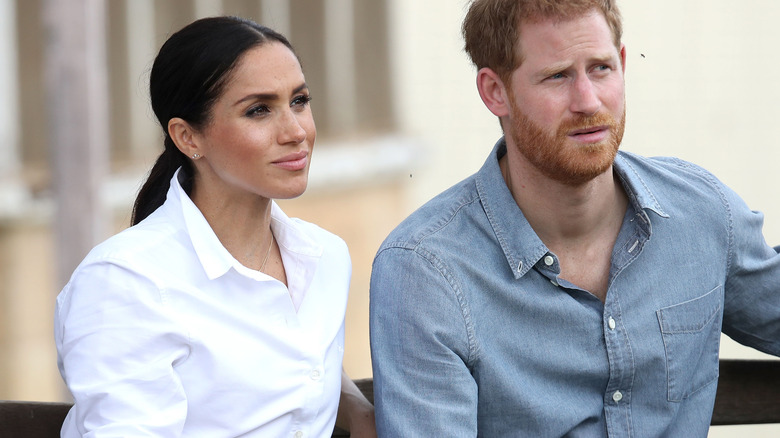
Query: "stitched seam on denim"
660 304 721 334
413 245 479 369
476 167 535 276
608 224 646 290
615 154 664 214
379 192 482 255
657 285 722 333
614 157 651 217
603 294 636 436
666 158 733 278
656 310 674 401
686 372 719 399
623 399 633 438
614 295 636 406
656 286 722 402
422 190 481 244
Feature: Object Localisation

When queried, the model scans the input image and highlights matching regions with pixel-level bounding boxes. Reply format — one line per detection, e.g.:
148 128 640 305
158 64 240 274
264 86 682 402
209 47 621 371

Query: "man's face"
506 10 626 186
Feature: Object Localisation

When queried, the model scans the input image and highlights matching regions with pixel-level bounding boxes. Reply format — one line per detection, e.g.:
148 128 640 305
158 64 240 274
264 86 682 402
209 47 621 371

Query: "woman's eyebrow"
234 83 308 106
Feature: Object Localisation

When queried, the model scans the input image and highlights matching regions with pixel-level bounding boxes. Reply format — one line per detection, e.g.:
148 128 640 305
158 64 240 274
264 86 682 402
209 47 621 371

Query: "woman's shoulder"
78 213 188 275
271 203 349 256
291 217 345 244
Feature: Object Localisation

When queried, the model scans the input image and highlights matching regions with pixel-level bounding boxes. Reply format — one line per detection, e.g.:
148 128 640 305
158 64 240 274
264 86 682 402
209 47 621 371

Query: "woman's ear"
168 117 202 159
476 67 511 118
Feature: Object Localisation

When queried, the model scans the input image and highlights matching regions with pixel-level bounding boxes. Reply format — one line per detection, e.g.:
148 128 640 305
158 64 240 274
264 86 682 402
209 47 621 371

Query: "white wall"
389 0 502 207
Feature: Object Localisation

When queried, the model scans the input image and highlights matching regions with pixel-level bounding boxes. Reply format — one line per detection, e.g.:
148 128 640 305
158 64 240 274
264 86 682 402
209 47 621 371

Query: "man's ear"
476 67 511 118
168 117 202 159
619 44 626 73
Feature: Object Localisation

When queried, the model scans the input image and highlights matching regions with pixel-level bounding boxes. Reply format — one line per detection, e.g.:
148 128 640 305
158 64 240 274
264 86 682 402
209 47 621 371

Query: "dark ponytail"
131 16 297 225
131 137 193 225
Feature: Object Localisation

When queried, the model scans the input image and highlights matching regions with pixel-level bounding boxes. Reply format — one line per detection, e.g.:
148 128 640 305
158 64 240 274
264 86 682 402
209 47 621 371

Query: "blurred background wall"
0 0 778 435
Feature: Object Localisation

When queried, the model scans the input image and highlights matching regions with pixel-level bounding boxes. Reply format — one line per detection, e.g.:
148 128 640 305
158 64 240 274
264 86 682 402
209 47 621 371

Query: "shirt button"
608 317 616 330
310 369 321 380
543 255 555 266
294 431 303 438
517 261 524 272
612 390 623 402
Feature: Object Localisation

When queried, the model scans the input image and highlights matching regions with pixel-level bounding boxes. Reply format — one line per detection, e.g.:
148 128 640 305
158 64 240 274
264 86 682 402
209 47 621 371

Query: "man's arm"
369 246 478 437
721 183 780 356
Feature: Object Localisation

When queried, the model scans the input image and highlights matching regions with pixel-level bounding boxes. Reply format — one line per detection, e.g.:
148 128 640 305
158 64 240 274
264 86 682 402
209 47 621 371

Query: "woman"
54 16 375 437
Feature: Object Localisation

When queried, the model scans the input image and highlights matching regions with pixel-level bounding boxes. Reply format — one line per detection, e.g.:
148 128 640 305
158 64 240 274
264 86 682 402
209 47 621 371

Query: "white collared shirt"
55 170 351 437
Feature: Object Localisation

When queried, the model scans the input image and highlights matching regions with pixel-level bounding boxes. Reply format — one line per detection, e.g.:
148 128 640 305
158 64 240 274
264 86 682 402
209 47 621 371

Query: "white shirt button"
294 431 303 438
310 369 321 380
608 317 616 330
612 390 623 402
543 255 554 266
517 261 524 271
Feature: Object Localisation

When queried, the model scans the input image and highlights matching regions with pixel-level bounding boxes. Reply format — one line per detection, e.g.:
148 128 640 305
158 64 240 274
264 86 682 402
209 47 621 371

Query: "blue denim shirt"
369 138 780 437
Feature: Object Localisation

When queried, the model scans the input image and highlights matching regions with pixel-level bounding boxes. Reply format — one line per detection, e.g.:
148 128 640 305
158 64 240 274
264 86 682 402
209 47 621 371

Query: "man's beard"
508 98 625 186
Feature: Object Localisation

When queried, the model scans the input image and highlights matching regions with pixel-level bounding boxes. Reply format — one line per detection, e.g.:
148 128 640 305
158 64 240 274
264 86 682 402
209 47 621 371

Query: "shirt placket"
602 297 634 436
602 210 649 437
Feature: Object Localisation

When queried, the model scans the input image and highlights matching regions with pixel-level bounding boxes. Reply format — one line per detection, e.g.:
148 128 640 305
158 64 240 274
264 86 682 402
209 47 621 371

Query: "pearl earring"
191 153 201 159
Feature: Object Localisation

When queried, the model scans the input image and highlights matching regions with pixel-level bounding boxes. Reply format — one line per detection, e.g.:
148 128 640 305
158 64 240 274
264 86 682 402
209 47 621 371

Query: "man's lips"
272 151 308 171
568 125 609 143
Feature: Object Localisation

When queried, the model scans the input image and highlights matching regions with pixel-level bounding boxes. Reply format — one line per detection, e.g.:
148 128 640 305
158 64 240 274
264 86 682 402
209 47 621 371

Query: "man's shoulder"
616 150 738 220
618 151 718 182
617 151 727 195
380 175 482 251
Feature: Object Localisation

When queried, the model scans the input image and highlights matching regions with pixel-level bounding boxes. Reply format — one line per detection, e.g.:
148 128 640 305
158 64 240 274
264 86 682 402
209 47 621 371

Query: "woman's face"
191 42 315 201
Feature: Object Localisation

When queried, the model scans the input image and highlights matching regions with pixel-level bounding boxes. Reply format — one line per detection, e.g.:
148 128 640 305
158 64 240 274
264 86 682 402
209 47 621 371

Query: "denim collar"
475 137 668 279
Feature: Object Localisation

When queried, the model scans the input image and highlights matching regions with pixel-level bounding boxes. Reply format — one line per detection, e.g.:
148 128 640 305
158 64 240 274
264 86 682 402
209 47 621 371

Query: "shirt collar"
475 137 668 279
168 169 323 281
612 151 669 219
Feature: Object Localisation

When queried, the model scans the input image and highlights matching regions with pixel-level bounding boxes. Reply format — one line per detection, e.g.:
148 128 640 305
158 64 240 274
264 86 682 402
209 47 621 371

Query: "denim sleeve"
370 245 478 437
720 182 780 357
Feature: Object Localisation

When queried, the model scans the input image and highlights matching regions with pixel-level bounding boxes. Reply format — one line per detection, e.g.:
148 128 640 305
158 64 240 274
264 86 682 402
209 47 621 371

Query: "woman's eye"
292 95 312 108
246 104 270 117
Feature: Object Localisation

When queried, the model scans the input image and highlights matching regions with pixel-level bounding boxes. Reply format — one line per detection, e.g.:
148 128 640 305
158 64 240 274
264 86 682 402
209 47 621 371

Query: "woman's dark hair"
131 16 296 225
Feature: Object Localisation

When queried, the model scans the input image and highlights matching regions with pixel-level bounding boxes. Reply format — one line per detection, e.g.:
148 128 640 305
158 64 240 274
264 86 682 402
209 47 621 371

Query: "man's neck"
500 149 628 301
500 152 627 242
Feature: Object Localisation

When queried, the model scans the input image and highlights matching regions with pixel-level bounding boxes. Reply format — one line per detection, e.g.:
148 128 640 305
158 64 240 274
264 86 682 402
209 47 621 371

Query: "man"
369 0 780 436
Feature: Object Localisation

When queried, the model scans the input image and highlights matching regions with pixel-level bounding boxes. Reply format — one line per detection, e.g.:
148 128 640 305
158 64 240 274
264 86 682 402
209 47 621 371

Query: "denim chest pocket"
656 285 723 402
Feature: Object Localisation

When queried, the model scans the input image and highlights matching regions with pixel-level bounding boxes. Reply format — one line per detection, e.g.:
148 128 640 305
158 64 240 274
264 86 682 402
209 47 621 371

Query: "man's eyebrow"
535 54 617 80
234 83 309 106
536 63 570 79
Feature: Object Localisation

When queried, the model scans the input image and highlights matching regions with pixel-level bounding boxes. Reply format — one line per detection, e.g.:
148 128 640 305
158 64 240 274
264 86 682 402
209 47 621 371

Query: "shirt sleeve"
369 246 478 437
55 260 190 437
721 183 780 357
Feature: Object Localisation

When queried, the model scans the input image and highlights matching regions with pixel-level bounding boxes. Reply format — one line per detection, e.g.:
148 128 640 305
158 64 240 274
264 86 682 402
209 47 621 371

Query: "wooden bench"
1 360 776 437
710 359 780 425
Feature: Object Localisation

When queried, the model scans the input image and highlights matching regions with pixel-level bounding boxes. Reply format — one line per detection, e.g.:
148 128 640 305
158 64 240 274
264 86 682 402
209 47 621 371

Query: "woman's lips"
272 151 309 171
